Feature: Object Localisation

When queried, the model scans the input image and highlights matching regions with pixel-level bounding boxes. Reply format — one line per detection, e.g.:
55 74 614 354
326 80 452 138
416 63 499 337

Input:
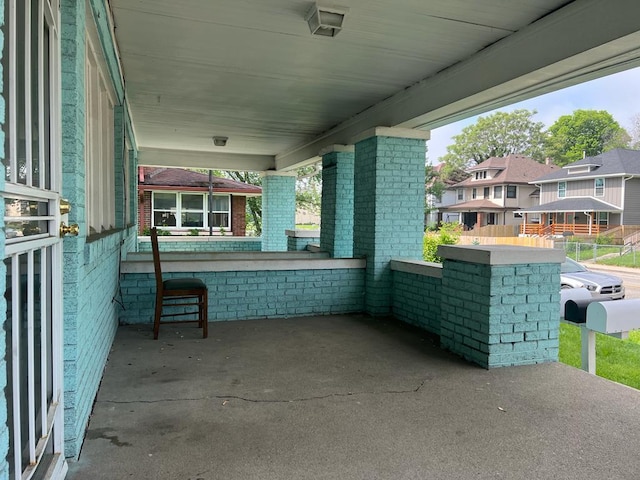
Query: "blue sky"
427 66 640 164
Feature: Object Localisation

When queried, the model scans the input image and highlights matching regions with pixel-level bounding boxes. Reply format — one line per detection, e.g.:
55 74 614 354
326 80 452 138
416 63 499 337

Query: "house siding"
540 177 623 206
623 178 640 224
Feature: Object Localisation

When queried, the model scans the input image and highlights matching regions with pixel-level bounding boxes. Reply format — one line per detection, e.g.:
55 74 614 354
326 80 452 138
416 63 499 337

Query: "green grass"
559 323 640 389
565 246 622 262
295 224 320 230
596 252 640 268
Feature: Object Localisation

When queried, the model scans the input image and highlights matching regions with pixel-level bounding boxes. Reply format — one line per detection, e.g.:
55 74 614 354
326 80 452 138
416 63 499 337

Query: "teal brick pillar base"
261 172 296 251
353 128 429 315
439 245 564 368
320 147 354 258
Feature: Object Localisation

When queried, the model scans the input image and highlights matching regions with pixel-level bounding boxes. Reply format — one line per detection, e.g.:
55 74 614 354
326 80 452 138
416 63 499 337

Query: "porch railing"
520 223 603 236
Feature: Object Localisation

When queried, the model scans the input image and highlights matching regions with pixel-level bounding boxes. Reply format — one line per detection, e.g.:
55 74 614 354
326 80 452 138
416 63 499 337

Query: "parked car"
560 258 625 300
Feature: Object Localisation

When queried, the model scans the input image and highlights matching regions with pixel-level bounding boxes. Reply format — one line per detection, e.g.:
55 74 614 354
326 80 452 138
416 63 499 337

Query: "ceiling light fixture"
212 136 228 147
305 3 348 37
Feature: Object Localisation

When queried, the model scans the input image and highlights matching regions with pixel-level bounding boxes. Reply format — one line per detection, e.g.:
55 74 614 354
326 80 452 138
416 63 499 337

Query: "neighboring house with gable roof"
138 167 262 236
439 155 558 230
518 148 640 236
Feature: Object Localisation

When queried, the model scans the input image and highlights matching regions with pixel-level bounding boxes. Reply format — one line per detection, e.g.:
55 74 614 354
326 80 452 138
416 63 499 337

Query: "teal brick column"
114 105 125 228
320 146 354 258
439 245 564 368
353 128 429 315
261 172 296 251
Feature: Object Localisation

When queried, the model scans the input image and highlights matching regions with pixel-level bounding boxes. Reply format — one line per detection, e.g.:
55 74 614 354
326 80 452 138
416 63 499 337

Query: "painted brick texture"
392 271 442 335
320 151 354 258
354 136 425 315
119 268 365 324
137 238 262 253
287 236 320 252
440 260 560 368
262 175 296 251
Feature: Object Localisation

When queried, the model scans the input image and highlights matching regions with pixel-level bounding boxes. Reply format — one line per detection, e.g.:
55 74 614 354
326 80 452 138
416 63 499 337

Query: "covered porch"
67 315 640 480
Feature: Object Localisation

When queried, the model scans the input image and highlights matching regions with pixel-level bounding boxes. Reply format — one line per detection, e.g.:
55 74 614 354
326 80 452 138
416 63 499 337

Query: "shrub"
423 222 462 262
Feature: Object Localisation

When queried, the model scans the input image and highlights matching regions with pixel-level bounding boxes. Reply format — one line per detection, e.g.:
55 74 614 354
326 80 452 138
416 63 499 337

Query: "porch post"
0 3 7 474
439 245 564 368
353 127 429 315
320 146 355 258
261 171 296 251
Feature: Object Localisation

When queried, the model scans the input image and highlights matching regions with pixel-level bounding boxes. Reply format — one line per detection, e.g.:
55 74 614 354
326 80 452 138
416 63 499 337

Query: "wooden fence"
460 225 518 237
458 236 555 248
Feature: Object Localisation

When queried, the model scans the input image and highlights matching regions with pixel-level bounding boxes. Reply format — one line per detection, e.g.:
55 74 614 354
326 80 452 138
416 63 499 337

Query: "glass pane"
17 0 27 184
209 213 229 228
5 198 50 239
153 211 176 227
153 193 176 210
211 195 229 211
181 212 203 228
182 194 203 211
31 0 39 186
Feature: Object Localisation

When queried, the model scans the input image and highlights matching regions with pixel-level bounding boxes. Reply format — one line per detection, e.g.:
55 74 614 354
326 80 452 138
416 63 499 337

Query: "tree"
629 113 640 150
226 171 263 235
439 109 547 170
545 109 630 166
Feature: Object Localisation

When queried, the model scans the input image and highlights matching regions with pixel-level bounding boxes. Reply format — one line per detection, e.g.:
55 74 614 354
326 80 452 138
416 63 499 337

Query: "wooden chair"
151 227 208 339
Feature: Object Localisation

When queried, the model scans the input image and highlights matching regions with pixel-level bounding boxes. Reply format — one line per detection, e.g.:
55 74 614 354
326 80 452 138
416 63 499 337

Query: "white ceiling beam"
276 0 640 170
138 148 275 172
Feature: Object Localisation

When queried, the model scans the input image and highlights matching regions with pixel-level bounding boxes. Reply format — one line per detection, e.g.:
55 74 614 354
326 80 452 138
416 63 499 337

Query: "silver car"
560 258 625 300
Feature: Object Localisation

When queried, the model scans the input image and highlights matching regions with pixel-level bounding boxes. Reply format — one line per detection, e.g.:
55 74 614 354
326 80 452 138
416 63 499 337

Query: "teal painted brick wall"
137 239 262 253
392 271 441 335
353 136 425 315
114 106 125 228
287 236 319 252
262 175 296 251
119 268 365 324
440 260 560 368
320 151 354 258
0 2 8 476
61 1 137 458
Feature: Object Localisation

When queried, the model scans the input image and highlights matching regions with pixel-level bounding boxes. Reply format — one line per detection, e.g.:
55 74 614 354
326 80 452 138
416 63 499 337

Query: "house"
518 148 640 236
440 155 558 230
138 167 262 236
425 163 466 226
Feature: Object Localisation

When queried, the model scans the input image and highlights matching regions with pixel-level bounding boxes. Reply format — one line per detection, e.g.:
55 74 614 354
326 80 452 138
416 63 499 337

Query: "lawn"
596 252 640 268
559 323 640 389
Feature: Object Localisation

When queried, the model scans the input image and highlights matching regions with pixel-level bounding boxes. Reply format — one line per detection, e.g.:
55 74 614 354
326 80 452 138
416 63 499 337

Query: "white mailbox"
586 299 640 335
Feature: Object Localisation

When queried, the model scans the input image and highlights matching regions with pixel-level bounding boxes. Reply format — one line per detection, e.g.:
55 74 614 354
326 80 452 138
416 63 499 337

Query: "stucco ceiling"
108 0 640 171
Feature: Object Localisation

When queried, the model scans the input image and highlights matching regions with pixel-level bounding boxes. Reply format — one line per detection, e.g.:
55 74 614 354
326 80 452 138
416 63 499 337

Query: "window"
457 189 464 201
506 185 517 199
486 213 496 225
494 186 502 199
594 178 605 197
483 187 490 199
475 171 487 180
85 19 116 235
152 192 230 229
558 181 566 198
472 188 477 199
597 212 608 226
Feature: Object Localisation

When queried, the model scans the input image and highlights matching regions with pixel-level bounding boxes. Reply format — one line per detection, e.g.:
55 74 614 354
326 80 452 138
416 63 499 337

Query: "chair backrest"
150 227 164 292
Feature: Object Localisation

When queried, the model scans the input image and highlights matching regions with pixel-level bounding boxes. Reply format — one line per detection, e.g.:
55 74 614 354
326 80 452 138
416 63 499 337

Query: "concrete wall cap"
438 244 565 265
286 229 321 237
390 259 443 278
351 127 431 144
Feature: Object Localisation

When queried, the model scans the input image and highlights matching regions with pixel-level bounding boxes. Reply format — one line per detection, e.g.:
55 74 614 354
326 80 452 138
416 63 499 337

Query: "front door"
2 1 68 479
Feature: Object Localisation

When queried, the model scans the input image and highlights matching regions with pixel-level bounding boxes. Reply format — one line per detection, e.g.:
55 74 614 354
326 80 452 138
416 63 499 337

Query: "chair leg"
201 292 208 339
153 294 162 340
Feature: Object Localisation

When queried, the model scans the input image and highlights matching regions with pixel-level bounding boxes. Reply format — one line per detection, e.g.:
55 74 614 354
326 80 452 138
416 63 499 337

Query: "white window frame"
457 189 464 201
472 188 477 200
594 178 605 197
494 185 502 199
85 14 116 236
506 185 517 199
558 181 566 198
151 191 231 230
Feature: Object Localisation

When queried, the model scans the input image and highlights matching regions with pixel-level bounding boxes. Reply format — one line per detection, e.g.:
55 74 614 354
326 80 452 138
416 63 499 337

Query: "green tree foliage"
423 222 462 262
226 171 263 236
629 113 640 150
439 109 547 170
295 163 322 216
545 109 630 166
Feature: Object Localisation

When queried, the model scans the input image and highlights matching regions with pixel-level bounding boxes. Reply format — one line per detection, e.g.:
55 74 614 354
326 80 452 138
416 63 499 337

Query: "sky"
427 66 640 164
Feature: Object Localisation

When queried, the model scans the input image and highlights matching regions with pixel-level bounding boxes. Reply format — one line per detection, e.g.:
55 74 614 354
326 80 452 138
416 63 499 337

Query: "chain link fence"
562 241 640 267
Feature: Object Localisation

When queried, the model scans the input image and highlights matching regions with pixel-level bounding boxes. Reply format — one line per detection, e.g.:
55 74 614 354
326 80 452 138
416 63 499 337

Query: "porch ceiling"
109 0 640 171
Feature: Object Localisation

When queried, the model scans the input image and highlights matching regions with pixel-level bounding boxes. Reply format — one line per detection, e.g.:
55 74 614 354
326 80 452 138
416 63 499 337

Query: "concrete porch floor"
67 314 640 480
